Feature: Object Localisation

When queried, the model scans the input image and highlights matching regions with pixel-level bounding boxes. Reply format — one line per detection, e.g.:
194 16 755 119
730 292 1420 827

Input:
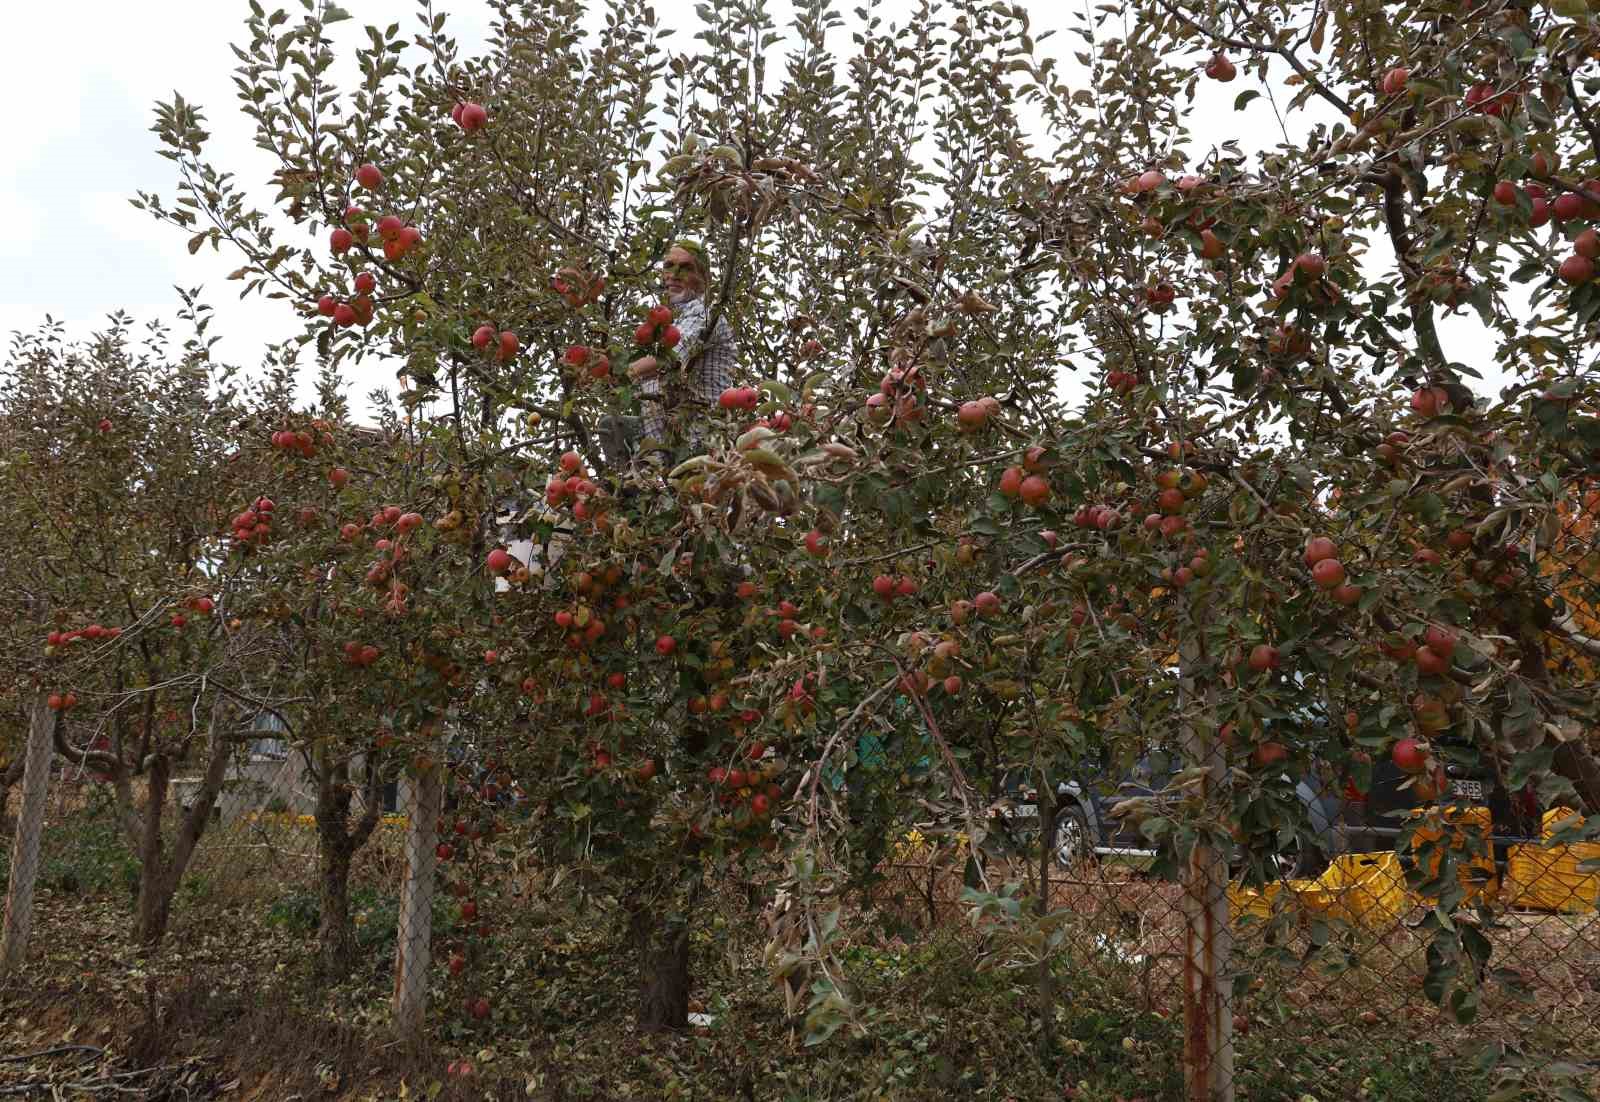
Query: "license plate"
1450 779 1484 801
1002 804 1037 819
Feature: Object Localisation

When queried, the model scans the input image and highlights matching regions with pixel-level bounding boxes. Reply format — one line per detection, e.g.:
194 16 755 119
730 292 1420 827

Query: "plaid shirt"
639 293 736 450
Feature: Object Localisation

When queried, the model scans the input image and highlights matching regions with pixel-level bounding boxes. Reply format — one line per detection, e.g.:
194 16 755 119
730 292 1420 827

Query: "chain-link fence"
864 796 1600 1100
4 717 1600 1098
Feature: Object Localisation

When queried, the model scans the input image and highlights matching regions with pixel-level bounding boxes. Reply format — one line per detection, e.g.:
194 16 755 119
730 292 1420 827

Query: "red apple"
998 466 1024 498
1423 625 1458 658
1019 475 1051 507
1414 645 1449 676
1302 536 1337 566
355 163 383 190
1247 644 1279 672
1391 737 1427 774
1560 254 1595 284
1311 558 1346 590
497 330 520 362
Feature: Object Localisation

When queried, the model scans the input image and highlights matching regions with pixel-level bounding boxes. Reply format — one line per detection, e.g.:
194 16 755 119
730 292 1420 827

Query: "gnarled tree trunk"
313 747 385 980
628 873 702 1032
57 697 234 949
630 901 693 1031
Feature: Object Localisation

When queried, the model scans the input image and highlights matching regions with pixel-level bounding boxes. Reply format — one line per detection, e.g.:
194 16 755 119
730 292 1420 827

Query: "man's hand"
627 355 659 384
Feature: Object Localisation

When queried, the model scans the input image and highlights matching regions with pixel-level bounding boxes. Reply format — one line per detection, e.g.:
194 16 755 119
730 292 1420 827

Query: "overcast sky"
3 0 1507 416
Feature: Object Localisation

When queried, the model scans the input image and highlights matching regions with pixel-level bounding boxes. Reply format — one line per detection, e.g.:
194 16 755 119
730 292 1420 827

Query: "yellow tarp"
1504 808 1600 914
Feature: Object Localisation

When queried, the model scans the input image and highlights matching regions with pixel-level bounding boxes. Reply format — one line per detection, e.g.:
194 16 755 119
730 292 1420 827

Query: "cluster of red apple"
541 451 604 521
865 363 928 426
315 269 377 328
907 635 965 697
170 595 215 630
742 409 794 433
269 427 322 458
765 597 816 642
1159 545 1211 590
705 741 784 842
1302 537 1359 605
449 100 488 131
561 343 611 382
871 573 918 602
341 640 382 667
461 324 518 366
327 164 423 265
782 673 819 719
956 396 1000 432
1139 464 1205 537
1463 81 1516 117
632 302 679 350
1074 504 1122 531
46 691 79 711
997 447 1052 508
229 496 277 545
1104 367 1140 394
552 266 606 308
45 622 124 652
1379 622 1460 680
717 385 761 411
1266 251 1340 315
950 591 1002 623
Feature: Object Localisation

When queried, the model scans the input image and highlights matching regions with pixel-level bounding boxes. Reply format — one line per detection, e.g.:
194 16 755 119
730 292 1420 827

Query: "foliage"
6 0 1600 1089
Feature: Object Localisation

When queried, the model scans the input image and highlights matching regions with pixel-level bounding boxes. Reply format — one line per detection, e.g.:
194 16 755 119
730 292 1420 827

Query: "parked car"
1002 741 1543 878
1000 752 1343 875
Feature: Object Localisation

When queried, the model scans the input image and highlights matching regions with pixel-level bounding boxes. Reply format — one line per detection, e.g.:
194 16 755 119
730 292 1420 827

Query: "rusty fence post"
1178 637 1234 1102
1 695 57 980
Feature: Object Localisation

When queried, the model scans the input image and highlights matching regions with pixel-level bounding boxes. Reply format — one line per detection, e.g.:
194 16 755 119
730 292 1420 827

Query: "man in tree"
614 240 737 465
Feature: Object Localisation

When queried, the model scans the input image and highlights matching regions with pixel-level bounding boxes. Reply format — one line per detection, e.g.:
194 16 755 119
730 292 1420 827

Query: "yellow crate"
1314 851 1409 928
1409 805 1498 904
1228 881 1282 922
1504 809 1600 914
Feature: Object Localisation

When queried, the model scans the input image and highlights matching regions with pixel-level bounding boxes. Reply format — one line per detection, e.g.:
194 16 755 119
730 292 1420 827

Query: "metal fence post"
1178 637 1234 1102
392 748 443 1041
2 694 57 979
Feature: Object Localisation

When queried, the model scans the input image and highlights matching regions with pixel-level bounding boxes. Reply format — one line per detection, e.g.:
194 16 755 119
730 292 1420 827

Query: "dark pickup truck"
1002 743 1542 876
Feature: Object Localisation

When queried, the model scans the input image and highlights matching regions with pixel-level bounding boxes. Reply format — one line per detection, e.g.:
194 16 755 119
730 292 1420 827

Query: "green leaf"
1233 90 1260 111
322 3 352 22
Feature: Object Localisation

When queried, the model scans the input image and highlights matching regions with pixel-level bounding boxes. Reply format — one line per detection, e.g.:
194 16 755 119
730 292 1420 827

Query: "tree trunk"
122 699 231 951
1 695 57 977
630 899 693 1031
318 840 355 977
134 868 175 948
312 747 382 982
134 754 172 949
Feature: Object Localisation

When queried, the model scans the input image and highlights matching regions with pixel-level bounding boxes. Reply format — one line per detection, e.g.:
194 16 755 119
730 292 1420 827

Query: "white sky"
3 1 1507 415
